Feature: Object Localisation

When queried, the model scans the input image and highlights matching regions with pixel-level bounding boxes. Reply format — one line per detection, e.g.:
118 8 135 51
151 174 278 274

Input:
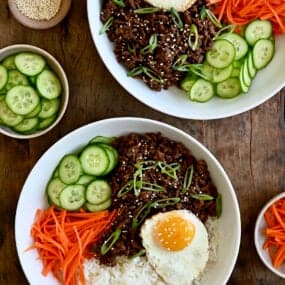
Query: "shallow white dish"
254 192 285 279
15 117 241 285
87 1 285 120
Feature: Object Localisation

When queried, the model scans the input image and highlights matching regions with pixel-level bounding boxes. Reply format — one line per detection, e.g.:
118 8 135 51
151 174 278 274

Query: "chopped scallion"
151 197 180 208
216 193 222 218
188 24 199 51
112 0 125 8
140 34 158 55
190 193 214 201
100 228 121 255
132 202 152 229
213 24 236 40
117 180 134 197
182 164 194 193
170 7 183 29
205 9 222 28
99 17 114 35
134 7 160 14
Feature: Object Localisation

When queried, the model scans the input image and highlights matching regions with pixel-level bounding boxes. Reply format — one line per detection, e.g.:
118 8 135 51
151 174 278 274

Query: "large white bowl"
15 117 241 285
87 1 285 120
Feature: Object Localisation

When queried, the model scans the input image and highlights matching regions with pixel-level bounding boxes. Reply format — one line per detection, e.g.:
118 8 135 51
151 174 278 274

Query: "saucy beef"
100 0 217 91
93 133 218 266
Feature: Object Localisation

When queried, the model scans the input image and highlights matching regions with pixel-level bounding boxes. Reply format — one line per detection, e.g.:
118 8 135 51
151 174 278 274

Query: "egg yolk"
153 214 195 251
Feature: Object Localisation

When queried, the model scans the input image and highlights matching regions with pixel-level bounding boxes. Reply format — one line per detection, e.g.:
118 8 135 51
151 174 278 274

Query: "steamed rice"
83 218 219 285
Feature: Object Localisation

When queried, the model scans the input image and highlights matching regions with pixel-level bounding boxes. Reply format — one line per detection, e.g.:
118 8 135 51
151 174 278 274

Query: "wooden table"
0 1 284 284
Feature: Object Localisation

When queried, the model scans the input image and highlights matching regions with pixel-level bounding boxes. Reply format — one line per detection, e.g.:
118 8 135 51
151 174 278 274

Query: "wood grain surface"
0 1 284 284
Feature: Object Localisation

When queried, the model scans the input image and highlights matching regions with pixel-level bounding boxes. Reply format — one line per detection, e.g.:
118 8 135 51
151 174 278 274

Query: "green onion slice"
140 33 158 55
170 7 183 29
200 5 207 20
158 162 180 180
182 164 194 193
112 0 125 7
142 67 164 83
127 66 145 77
189 64 209 80
213 24 236 40
100 228 121 255
151 197 180 208
132 202 152 229
141 181 165 192
131 249 146 259
128 43 136 54
190 193 214 201
134 7 160 14
133 169 143 197
99 17 114 35
135 160 158 170
205 9 222 28
188 24 199 51
117 180 134 197
216 193 222 218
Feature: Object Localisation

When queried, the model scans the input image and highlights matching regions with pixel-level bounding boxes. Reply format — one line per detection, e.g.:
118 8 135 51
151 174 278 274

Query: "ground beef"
93 133 218 266
100 0 217 90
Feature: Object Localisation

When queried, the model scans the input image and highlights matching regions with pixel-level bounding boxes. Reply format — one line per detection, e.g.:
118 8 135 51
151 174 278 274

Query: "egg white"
140 210 209 285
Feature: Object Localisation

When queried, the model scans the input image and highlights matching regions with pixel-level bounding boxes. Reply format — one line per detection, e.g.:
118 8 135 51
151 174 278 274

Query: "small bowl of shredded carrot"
254 192 285 278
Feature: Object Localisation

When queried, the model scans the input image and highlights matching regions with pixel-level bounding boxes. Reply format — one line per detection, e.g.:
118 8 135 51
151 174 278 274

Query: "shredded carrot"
28 206 118 285
263 197 285 268
207 0 285 34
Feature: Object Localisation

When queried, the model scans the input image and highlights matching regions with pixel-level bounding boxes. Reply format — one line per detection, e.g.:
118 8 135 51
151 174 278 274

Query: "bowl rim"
0 44 69 139
15 116 241 285
254 192 285 279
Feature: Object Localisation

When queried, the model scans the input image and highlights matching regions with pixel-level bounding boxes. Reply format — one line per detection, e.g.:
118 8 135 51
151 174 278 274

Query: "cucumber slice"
0 100 23 126
5 70 29 91
253 39 274 70
15 52 46 76
212 64 233 83
80 145 110 176
247 52 257 78
242 59 252 87
85 180 112 204
38 115 56 130
231 67 240 77
59 185 86 211
89 136 116 145
220 32 248 61
180 74 198 92
245 20 272 46
200 63 214 81
25 102 42 118
58 154 82 184
85 199 112 212
239 67 249 93
36 69 62 99
206 39 235 69
97 143 118 174
38 98 60 119
77 175 95 185
13 117 39 133
0 65 8 90
216 78 241 98
2 55 16 70
46 178 66 207
189 79 214 102
6 86 40 115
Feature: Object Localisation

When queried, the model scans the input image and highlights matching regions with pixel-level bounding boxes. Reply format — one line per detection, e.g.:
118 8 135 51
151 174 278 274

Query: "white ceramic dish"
87 1 285 120
15 117 241 285
0 44 69 139
254 192 285 279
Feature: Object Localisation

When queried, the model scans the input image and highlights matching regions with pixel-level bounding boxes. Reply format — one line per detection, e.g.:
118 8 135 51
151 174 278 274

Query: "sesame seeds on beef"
93 133 218 266
101 0 217 90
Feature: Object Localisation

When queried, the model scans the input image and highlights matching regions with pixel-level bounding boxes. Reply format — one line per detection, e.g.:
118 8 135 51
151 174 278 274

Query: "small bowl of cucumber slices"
0 44 69 139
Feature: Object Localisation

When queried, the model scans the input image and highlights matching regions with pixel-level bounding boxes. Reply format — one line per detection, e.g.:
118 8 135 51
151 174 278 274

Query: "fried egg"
140 210 209 285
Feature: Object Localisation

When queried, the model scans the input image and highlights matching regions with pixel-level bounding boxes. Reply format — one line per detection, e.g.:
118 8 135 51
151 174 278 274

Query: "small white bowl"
254 192 285 279
0 44 69 139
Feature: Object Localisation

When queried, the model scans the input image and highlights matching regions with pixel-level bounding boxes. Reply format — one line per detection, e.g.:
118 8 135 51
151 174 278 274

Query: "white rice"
83 218 219 285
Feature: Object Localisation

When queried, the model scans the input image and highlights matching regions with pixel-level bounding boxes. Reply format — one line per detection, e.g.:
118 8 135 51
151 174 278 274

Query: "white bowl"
15 117 241 285
0 44 69 139
87 1 285 120
254 192 285 279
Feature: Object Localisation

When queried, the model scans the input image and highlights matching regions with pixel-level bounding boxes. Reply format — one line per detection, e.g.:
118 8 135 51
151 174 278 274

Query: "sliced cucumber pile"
46 136 118 212
0 52 62 134
180 19 275 102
